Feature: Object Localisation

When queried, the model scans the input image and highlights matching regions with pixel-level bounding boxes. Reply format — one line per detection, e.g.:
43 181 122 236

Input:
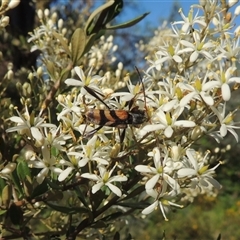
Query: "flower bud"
22 82 32 97
8 0 20 9
37 66 43 78
16 82 22 92
115 69 121 78
229 0 239 7
37 9 43 19
110 143 120 158
112 45 118 52
191 126 203 140
199 0 206 6
170 145 182 161
34 137 44 148
7 69 13 80
24 145 35 161
0 16 9 27
234 5 240 15
58 19 63 29
118 62 123 70
107 35 113 42
28 72 34 81
44 9 50 18
234 25 240 36
62 28 67 36
51 12 58 23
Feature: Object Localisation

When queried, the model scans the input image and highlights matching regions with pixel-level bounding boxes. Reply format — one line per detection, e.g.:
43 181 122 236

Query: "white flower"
179 31 215 62
217 37 240 63
209 66 240 101
58 151 84 182
6 106 56 141
65 66 102 88
154 43 182 71
79 135 110 167
173 8 206 34
29 142 62 184
0 163 16 179
142 182 183 220
135 147 180 192
81 164 127 197
141 107 195 138
210 103 240 142
178 76 218 107
43 125 71 151
177 149 222 190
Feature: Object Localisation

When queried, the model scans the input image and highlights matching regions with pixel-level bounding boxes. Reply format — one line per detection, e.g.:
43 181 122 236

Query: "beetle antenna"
134 66 147 111
84 86 110 110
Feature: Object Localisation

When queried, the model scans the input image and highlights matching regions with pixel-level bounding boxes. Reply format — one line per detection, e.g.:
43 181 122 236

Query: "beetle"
82 67 148 141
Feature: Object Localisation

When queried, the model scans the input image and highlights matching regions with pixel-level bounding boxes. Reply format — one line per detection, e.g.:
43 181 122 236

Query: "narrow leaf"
117 201 147 209
71 28 86 66
17 161 31 181
84 0 115 35
12 170 23 197
23 176 33 197
0 178 6 195
100 212 123 222
30 180 48 199
75 187 89 209
2 185 12 207
121 185 145 201
113 231 120 240
8 203 23 225
84 33 97 55
106 12 150 30
91 220 107 228
45 202 89 215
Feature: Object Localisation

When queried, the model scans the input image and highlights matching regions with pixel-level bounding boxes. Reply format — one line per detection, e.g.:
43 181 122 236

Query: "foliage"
0 0 240 239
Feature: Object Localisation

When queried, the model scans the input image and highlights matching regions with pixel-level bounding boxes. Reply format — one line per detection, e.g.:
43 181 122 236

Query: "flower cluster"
5 1 240 223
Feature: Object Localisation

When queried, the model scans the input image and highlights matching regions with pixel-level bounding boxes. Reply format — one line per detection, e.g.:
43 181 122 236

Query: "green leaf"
216 234 221 240
75 186 89 208
45 202 89 215
2 185 12 207
121 185 145 201
84 0 116 35
30 180 48 199
126 233 133 240
0 209 7 216
71 28 86 66
117 201 147 209
99 0 123 26
60 65 71 82
12 169 24 197
83 33 97 55
91 220 107 228
113 231 120 240
52 30 71 56
23 176 33 197
44 190 63 201
100 212 123 222
17 161 31 181
8 203 23 226
46 179 61 190
106 12 150 30
0 178 6 196
44 60 57 79
91 189 106 211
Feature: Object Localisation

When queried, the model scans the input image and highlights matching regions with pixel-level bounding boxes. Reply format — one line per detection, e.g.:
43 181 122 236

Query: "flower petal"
221 83 231 101
106 183 122 197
